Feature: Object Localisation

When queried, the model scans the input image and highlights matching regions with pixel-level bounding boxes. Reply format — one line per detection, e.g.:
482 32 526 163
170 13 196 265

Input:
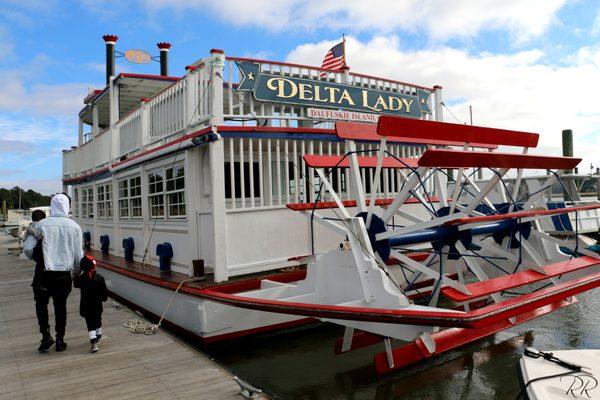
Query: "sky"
1 0 600 194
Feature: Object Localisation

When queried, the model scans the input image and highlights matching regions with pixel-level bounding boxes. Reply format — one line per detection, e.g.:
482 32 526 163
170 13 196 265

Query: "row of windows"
75 165 186 220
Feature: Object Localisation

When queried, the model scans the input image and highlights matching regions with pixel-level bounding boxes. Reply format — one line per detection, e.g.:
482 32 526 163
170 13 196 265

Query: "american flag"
320 40 346 76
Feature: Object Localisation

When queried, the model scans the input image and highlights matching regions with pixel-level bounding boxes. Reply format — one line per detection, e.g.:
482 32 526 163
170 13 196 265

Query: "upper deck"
63 50 441 181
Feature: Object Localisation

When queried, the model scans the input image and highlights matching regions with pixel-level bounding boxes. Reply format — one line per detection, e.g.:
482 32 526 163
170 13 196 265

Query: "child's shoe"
90 339 99 353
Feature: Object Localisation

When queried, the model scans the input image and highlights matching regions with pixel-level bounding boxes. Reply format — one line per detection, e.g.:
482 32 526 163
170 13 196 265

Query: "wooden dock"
0 234 266 400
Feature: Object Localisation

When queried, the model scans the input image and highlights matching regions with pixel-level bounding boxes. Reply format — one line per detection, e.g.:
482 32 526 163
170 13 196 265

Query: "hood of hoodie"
50 194 70 216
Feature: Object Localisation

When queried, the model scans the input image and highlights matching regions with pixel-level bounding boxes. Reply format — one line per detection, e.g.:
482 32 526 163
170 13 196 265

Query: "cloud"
0 114 74 146
0 139 35 154
142 0 566 41
0 70 91 117
286 36 600 169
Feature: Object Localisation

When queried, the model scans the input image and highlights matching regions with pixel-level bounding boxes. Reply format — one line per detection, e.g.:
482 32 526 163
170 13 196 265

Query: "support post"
92 105 99 136
209 49 228 282
108 76 119 162
78 117 84 145
562 129 574 200
140 99 149 150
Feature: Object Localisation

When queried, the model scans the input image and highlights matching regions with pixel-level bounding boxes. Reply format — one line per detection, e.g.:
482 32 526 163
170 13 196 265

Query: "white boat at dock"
61 35 600 373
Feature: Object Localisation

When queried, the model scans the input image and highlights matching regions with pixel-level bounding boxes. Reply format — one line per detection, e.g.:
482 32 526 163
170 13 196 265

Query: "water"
200 291 600 400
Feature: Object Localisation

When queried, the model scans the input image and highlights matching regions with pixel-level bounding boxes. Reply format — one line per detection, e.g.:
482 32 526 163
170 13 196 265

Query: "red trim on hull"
373 299 575 374
198 271 600 328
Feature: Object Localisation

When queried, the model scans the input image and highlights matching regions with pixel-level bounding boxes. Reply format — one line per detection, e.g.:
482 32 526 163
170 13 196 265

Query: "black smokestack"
102 34 119 85
157 42 171 76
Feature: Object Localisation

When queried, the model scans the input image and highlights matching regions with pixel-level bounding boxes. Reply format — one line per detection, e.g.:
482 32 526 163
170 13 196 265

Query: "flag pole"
342 34 347 69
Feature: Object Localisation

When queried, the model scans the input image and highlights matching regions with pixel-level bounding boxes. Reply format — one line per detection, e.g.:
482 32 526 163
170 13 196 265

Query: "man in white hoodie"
34 193 84 352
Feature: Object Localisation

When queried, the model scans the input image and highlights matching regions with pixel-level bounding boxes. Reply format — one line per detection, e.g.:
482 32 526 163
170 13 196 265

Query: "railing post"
209 49 225 126
78 117 84 146
208 49 229 282
109 76 119 163
184 66 198 124
92 105 99 136
140 99 149 150
433 85 443 122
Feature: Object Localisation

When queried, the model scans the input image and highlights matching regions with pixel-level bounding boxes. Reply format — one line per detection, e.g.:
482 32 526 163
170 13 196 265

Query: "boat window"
147 165 186 219
97 183 113 219
118 175 142 219
81 187 94 218
166 165 186 218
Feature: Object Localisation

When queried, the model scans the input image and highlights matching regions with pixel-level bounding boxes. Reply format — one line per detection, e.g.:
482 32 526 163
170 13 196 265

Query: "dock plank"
0 234 267 400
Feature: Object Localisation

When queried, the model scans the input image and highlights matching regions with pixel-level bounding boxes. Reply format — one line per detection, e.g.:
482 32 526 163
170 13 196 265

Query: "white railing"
75 138 96 174
118 108 142 156
148 78 187 143
95 130 111 168
192 60 212 127
223 136 426 210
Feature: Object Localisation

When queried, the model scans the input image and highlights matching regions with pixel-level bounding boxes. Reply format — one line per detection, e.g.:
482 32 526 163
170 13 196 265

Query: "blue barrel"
83 231 91 250
100 235 110 255
122 237 134 262
156 242 174 271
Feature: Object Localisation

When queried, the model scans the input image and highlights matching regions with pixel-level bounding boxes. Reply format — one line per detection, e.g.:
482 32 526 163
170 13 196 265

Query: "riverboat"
61 35 600 373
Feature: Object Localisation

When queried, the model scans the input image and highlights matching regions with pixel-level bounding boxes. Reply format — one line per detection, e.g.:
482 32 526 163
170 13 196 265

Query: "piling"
562 129 574 199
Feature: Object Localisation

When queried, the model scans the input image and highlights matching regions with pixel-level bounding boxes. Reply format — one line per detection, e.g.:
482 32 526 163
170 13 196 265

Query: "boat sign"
124 49 152 64
307 108 379 123
235 61 431 118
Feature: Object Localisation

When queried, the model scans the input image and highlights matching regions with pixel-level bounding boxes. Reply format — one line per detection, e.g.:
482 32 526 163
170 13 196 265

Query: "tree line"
0 187 52 210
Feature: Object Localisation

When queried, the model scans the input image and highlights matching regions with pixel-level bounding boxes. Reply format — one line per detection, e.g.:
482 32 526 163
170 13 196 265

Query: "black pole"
562 129 574 199
157 42 171 76
102 34 119 85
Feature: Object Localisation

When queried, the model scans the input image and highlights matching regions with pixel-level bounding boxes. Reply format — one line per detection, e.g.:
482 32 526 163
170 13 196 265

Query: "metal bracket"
341 327 355 353
419 332 436 354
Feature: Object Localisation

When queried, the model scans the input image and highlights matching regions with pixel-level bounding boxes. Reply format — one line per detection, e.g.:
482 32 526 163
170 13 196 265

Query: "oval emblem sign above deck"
235 61 432 118
124 49 152 64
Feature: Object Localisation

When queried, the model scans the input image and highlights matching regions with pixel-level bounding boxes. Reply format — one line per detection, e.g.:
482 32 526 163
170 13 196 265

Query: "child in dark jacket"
74 255 108 353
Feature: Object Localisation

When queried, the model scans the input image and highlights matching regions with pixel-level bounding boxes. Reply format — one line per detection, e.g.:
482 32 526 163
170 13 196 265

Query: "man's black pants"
33 271 72 339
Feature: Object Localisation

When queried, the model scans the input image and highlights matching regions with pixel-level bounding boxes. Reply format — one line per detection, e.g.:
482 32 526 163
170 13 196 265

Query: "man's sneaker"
37 336 55 352
55 338 67 352
90 339 99 353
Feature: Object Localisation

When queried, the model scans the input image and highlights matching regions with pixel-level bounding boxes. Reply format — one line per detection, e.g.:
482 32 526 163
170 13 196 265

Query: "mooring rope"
124 277 203 335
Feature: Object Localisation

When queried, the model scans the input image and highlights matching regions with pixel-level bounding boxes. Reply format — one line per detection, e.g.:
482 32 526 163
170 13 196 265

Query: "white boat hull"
99 266 309 342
